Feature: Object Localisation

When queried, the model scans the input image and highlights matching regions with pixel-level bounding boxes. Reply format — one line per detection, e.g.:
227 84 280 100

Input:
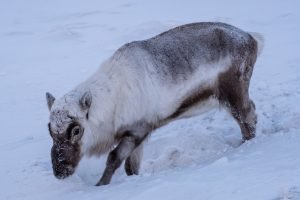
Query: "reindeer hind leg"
218 63 257 141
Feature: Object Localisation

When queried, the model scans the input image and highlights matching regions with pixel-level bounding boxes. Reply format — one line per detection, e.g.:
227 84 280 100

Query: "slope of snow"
1 0 300 199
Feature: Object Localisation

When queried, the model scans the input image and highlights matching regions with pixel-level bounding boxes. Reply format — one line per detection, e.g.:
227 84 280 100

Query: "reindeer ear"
46 92 56 111
79 91 92 110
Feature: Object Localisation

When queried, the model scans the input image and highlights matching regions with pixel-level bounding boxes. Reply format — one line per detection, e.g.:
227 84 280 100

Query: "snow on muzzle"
51 141 81 179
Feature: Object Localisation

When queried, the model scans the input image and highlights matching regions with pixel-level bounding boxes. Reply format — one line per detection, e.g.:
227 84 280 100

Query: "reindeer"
46 22 263 186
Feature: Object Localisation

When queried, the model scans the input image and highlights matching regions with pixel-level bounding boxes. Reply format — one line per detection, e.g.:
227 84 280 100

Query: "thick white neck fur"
74 60 121 155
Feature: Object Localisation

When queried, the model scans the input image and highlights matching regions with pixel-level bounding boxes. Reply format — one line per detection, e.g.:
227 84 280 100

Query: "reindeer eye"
66 123 82 141
72 126 80 136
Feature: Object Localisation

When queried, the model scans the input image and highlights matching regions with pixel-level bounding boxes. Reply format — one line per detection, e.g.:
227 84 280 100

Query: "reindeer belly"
159 85 219 125
173 96 219 120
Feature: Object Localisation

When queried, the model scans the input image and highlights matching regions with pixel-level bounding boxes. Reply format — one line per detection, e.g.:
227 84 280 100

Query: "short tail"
249 32 264 56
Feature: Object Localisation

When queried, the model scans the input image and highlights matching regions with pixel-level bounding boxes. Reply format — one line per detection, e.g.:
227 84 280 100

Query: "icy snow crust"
1 0 300 199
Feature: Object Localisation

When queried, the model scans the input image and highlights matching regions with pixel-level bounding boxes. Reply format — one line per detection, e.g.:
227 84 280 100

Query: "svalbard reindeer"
46 22 263 186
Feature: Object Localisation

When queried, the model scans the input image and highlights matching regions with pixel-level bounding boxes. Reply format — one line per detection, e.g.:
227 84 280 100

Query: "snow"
1 0 300 199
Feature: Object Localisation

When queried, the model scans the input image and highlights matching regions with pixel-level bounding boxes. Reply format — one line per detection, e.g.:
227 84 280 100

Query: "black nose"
53 165 74 179
54 171 68 179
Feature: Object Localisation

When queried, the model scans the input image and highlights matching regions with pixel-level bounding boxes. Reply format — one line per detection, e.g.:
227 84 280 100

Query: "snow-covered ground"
1 0 300 199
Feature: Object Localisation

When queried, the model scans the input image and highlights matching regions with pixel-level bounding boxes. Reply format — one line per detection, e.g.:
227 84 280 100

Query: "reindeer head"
45 91 92 179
